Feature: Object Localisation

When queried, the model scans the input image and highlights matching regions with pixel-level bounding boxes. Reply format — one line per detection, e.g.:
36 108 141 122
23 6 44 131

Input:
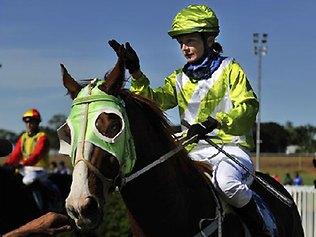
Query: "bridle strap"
75 157 116 201
121 135 198 186
122 144 183 185
73 79 117 201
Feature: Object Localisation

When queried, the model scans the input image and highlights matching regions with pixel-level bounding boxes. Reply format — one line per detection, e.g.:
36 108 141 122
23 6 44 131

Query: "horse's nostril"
81 196 98 217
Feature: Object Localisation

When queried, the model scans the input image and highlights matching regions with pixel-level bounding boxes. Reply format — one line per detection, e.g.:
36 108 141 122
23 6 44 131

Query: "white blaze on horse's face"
59 80 136 230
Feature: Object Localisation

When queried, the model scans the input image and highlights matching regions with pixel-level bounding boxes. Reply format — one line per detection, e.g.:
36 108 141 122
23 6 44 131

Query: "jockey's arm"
21 135 48 166
4 137 22 166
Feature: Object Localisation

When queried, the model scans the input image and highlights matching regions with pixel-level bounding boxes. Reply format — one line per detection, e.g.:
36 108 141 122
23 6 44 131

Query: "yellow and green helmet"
168 4 220 38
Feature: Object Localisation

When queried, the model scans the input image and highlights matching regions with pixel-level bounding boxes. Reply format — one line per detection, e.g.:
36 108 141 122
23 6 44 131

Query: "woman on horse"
110 4 268 236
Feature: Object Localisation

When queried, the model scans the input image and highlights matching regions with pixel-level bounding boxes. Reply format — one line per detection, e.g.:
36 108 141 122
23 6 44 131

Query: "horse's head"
60 51 136 230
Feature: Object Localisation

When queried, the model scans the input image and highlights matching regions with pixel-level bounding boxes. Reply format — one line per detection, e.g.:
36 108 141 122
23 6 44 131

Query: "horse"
0 165 41 234
0 165 74 234
0 138 72 234
61 48 304 236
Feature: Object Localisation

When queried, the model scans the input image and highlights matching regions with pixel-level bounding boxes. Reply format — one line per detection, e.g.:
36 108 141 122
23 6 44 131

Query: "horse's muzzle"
66 196 103 230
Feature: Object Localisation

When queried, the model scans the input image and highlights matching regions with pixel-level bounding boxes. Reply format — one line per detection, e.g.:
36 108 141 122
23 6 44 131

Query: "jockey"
110 4 269 237
4 109 61 211
5 108 50 178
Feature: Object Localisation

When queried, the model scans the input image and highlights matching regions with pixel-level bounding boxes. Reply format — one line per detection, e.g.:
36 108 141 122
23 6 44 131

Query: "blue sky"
1 0 315 133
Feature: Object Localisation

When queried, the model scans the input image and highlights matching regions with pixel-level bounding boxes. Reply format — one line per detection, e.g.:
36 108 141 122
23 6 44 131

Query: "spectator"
57 161 71 175
293 172 303 186
283 173 293 185
49 161 59 174
272 174 281 183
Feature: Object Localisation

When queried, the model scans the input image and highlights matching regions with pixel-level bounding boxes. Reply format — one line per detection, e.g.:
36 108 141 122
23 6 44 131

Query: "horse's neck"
121 99 216 236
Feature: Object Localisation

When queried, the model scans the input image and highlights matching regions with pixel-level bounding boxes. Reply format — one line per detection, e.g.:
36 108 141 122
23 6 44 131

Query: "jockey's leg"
23 169 61 212
234 197 271 237
37 172 62 211
212 146 254 207
212 146 270 237
22 170 45 211
189 145 270 236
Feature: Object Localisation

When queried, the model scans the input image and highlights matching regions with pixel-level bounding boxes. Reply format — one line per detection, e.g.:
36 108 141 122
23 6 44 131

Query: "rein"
121 135 197 186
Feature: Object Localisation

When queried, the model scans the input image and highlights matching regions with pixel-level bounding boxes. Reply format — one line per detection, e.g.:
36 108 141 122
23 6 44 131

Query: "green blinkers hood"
59 79 136 175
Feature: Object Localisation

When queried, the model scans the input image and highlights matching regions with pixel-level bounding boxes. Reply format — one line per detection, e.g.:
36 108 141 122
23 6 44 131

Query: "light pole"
253 33 268 171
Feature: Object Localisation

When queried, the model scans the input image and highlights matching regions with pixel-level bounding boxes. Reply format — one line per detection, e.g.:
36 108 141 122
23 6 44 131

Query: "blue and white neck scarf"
183 54 226 81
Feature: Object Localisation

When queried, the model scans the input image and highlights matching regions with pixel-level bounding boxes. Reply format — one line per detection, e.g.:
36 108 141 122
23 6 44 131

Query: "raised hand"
108 39 122 56
108 39 140 75
125 42 140 74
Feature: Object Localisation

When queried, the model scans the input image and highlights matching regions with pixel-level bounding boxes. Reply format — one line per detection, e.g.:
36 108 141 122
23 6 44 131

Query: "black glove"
125 42 140 74
108 39 122 56
186 117 219 140
108 40 140 74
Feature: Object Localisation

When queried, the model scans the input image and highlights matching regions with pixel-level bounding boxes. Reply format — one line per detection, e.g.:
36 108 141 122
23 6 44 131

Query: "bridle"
70 79 125 202
74 155 120 203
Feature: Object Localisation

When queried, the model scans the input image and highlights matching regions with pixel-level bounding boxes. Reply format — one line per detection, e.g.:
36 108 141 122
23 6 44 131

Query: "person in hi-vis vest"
5 108 50 185
108 4 272 237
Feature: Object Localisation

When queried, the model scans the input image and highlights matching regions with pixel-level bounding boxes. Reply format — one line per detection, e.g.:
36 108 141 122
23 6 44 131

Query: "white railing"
285 185 316 237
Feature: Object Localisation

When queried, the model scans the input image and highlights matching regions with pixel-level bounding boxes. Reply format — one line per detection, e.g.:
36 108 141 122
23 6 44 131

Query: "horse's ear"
99 45 125 95
60 64 82 99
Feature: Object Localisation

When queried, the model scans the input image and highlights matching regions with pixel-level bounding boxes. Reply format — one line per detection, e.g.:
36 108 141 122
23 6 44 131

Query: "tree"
293 125 316 152
0 129 18 142
40 126 60 150
257 122 289 153
48 114 67 130
42 114 67 150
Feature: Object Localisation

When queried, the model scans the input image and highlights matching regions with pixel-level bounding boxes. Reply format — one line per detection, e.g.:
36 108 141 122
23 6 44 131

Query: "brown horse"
61 49 303 236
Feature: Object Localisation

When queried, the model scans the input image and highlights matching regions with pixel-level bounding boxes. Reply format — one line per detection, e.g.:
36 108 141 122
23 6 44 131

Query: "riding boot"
234 197 271 237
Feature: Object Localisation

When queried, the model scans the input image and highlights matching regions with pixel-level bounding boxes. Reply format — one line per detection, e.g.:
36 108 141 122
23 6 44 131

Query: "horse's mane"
118 88 211 178
118 89 185 155
117 89 216 236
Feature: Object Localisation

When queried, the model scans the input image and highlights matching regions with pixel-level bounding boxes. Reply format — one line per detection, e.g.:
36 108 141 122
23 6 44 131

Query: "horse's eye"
95 112 122 139
108 122 120 134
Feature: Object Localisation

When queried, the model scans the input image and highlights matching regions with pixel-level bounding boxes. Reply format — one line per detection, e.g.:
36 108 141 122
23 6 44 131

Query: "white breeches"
20 166 48 185
189 144 254 208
